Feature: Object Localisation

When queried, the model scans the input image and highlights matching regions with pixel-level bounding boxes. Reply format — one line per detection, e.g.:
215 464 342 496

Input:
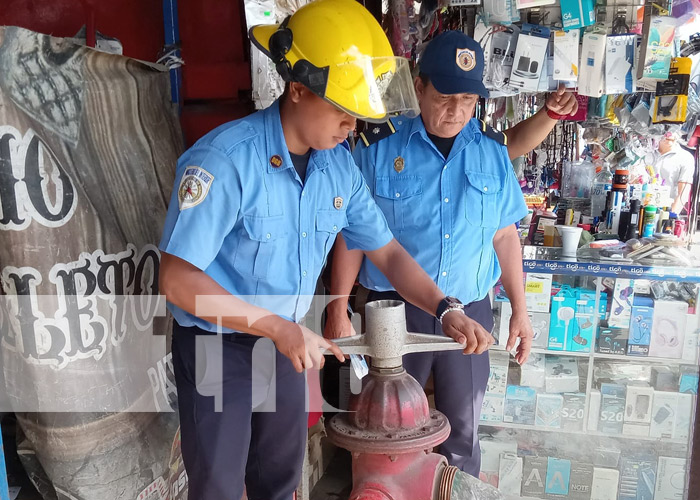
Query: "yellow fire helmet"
250 0 419 122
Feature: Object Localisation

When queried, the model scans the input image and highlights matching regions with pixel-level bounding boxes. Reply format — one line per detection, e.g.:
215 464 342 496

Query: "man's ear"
414 76 424 98
288 81 306 103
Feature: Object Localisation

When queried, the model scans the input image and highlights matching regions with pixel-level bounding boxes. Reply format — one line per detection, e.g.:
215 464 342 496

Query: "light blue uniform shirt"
160 100 393 332
354 116 528 305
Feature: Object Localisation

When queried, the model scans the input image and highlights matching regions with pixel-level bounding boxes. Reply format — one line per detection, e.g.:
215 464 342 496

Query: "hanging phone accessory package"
509 24 551 92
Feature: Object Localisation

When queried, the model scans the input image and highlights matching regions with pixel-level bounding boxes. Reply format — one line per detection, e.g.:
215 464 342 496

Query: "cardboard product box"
628 297 654 357
674 392 693 441
561 392 586 431
599 383 626 434
591 468 620 500
650 366 677 391
609 279 635 328
649 300 688 359
498 452 523 496
526 273 554 312
520 352 546 389
597 327 629 355
498 301 513 347
624 385 654 424
480 439 517 473
637 16 675 81
622 422 650 437
618 456 656 500
569 462 594 500
679 365 699 394
545 356 579 393
545 457 571 497
536 393 563 428
682 313 699 363
531 311 551 349
679 371 699 394
522 456 548 498
573 290 609 353
487 350 510 394
588 389 601 431
504 385 537 425
549 286 578 350
560 0 595 31
480 392 506 423
553 29 580 81
649 391 678 439
654 457 686 500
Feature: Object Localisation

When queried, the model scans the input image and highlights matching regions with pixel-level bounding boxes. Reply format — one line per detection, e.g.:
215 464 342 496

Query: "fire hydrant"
327 300 504 500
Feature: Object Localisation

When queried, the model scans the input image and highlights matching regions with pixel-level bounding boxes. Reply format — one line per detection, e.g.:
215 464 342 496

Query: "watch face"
446 296 463 307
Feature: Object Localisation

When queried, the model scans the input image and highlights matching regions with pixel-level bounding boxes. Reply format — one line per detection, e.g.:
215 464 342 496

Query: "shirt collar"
406 116 479 159
264 99 331 175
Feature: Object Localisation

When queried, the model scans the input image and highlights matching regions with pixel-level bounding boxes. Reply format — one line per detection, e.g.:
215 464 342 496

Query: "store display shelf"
529 347 592 358
522 258 700 283
593 352 697 365
479 421 687 445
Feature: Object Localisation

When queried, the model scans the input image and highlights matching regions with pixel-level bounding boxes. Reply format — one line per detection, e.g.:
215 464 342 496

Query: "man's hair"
418 72 430 86
280 82 291 105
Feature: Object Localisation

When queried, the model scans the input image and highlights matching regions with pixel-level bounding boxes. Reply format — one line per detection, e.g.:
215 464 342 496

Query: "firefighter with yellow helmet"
159 0 488 498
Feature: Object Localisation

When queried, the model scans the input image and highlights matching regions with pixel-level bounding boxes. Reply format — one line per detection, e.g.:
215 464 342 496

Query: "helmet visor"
326 56 419 123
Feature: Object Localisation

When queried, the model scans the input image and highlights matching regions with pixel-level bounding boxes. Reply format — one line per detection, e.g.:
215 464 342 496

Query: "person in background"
654 130 695 214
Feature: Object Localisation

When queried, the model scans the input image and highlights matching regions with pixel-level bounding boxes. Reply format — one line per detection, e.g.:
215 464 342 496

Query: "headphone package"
653 57 692 124
509 24 551 92
605 34 637 94
553 29 580 82
486 26 519 91
578 32 607 97
649 300 688 358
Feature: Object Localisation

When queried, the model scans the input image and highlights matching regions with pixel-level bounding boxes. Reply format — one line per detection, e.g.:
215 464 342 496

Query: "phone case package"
637 16 676 81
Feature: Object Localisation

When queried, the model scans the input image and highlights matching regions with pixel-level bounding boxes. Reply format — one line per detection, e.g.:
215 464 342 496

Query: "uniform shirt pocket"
316 209 348 261
233 214 287 279
464 170 502 228
374 176 423 231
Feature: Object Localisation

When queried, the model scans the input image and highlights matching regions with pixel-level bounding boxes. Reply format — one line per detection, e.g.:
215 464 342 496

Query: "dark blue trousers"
367 291 492 477
172 322 307 500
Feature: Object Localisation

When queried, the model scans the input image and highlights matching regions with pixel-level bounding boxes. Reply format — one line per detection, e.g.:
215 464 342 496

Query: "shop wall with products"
391 0 700 498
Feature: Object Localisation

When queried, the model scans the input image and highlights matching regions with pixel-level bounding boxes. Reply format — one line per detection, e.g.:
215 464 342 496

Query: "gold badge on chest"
394 156 405 173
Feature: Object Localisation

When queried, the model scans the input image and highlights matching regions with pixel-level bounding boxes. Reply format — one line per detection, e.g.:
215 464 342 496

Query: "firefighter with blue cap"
325 30 578 476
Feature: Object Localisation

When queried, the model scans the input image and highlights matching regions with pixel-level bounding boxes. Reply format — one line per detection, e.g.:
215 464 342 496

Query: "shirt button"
302 232 307 238
483 186 488 192
442 271 447 277
395 193 401 198
301 192 305 197
444 233 450 239
333 225 338 231
266 233 271 239
444 198 449 203
443 165 447 170
303 271 307 277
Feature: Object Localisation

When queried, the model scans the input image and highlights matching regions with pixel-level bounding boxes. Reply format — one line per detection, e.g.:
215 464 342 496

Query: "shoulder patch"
178 166 214 210
359 120 396 147
479 119 507 146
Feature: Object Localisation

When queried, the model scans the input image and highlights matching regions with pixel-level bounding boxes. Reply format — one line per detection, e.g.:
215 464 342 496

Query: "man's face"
415 77 478 138
293 85 357 151
659 136 675 154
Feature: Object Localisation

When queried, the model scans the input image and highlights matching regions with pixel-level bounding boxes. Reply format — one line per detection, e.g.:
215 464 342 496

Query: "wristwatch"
436 296 464 323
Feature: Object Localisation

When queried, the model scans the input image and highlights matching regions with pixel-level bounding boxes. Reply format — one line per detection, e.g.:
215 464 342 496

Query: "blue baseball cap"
419 30 489 98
